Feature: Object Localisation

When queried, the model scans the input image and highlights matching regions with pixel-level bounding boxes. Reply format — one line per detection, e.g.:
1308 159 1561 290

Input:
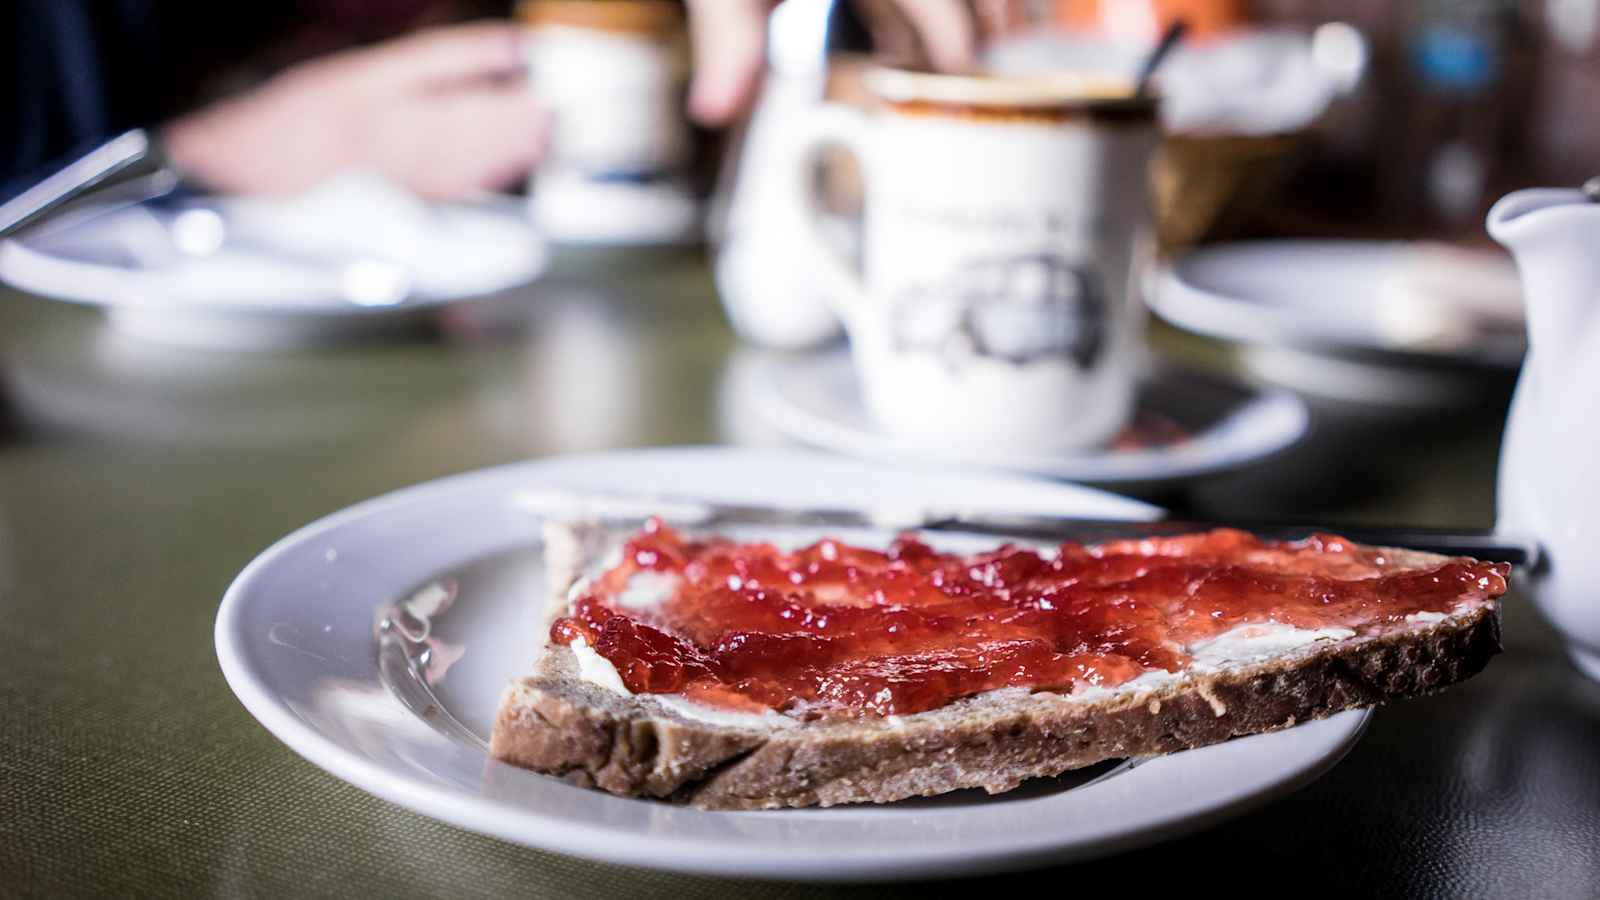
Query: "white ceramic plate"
753 351 1309 486
1152 240 1525 369
215 446 1369 881
0 193 547 348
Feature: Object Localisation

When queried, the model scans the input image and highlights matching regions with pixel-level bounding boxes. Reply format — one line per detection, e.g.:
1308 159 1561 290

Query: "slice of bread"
489 526 1502 810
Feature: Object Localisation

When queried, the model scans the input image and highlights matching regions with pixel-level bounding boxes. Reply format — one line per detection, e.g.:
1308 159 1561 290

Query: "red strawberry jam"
549 519 1508 716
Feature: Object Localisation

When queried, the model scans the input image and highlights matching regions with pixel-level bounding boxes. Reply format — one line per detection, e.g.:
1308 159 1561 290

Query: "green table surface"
3 247 1597 898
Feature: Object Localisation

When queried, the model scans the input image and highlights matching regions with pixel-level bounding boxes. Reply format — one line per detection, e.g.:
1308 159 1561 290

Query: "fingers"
685 0 771 125
390 83 548 198
455 85 551 192
165 23 547 199
849 0 977 72
888 0 977 72
360 22 527 89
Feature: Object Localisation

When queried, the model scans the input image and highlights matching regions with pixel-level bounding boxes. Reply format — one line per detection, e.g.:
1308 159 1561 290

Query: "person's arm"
163 23 548 200
6 2 977 204
5 9 545 203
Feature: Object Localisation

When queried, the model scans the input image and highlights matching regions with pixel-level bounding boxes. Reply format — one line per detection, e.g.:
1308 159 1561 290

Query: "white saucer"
1152 239 1526 369
216 446 1369 881
531 170 701 246
0 181 548 348
753 351 1309 485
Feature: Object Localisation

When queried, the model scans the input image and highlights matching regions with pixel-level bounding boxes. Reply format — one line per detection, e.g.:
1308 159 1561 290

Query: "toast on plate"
490 519 1507 810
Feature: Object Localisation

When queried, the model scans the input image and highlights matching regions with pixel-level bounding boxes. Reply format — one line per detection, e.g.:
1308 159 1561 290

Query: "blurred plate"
215 445 1369 881
752 350 1309 487
0 180 547 348
1152 240 1525 369
532 171 701 246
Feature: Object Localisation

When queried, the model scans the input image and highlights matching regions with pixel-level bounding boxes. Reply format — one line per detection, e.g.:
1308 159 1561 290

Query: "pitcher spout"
1487 187 1600 362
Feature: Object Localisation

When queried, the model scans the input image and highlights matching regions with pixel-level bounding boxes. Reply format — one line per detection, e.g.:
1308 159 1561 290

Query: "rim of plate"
1153 240 1405 352
214 446 1367 881
1151 240 1523 369
753 353 1310 484
0 196 546 316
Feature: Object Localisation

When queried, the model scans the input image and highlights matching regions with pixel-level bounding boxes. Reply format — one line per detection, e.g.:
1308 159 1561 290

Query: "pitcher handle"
784 103 873 323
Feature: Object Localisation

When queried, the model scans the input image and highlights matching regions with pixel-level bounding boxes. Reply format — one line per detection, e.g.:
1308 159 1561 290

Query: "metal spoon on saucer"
0 130 176 239
1135 20 1189 97
0 129 412 307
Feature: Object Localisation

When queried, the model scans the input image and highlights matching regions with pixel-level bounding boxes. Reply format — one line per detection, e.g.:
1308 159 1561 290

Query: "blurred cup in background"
785 66 1160 452
517 0 699 243
708 0 847 350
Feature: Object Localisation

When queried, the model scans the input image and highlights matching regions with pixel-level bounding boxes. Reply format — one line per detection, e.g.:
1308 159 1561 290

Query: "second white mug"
789 67 1159 452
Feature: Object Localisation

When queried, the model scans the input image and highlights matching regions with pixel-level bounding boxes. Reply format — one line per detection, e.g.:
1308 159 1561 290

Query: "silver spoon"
0 131 412 306
1135 20 1189 97
0 130 179 239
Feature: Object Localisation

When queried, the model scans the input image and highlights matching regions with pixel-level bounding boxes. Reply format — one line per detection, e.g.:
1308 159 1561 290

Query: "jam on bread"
549 519 1510 717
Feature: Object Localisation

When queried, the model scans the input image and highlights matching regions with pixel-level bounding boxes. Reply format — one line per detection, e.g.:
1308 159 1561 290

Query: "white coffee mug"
788 67 1159 451
519 1 697 243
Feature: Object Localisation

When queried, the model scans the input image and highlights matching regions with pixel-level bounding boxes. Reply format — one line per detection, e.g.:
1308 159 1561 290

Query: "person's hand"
684 0 980 126
164 23 547 200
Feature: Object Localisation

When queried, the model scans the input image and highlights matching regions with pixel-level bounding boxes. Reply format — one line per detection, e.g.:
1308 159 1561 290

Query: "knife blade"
510 488 1540 569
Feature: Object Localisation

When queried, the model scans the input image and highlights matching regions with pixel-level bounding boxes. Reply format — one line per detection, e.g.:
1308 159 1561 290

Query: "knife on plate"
510 489 1540 569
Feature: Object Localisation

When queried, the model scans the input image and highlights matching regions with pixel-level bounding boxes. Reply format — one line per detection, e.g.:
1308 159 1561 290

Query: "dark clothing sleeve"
4 1 170 200
1 1 290 202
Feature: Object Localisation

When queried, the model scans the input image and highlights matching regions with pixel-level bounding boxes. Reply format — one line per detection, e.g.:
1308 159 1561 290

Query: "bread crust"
489 544 1503 809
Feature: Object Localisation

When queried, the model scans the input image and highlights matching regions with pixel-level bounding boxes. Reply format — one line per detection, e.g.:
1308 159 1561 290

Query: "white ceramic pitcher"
1488 186 1600 680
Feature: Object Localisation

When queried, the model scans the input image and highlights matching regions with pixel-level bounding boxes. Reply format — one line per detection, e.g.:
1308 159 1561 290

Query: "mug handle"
785 102 872 322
